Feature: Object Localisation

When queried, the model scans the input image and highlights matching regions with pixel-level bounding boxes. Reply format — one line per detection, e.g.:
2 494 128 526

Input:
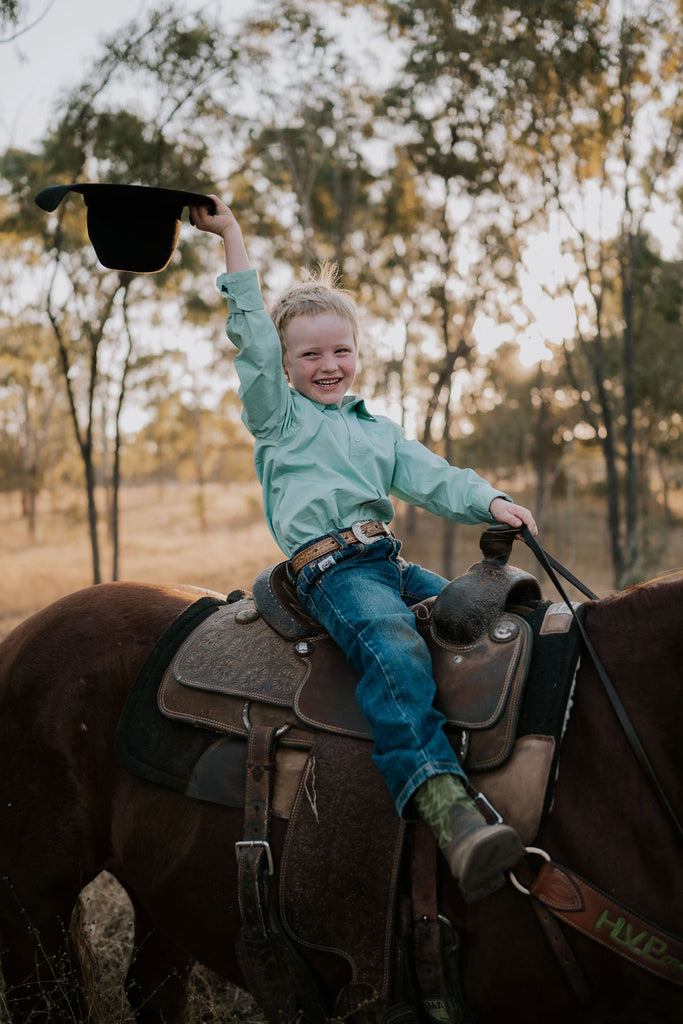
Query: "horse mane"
598 568 683 611
587 569 683 658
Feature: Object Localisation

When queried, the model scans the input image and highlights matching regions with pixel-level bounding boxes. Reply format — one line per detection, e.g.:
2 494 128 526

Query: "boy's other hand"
489 497 538 537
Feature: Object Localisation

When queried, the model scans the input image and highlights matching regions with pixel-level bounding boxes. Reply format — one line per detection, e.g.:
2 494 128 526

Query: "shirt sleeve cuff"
216 269 264 313
486 491 512 520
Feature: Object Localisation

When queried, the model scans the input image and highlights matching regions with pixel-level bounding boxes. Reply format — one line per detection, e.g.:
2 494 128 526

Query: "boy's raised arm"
190 195 251 274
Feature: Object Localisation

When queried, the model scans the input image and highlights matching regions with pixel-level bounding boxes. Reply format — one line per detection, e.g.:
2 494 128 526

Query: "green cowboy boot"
414 774 523 903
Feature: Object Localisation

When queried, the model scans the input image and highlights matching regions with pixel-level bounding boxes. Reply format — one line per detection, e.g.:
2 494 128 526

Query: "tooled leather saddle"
117 527 581 840
161 559 538 779
115 526 583 1022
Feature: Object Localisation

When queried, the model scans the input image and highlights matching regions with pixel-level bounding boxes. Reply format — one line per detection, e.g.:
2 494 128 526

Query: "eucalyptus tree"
1 5 239 582
0 172 61 535
624 240 683 530
221 0 381 282
326 2 574 568
500 0 683 585
337 0 683 585
0 317 61 536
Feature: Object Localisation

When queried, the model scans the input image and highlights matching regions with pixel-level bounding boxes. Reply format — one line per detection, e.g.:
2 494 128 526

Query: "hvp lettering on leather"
595 909 683 973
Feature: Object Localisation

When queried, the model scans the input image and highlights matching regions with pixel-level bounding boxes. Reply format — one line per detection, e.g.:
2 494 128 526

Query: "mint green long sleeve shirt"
218 270 508 557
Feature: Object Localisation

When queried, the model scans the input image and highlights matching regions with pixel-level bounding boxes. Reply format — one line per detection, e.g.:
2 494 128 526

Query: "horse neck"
585 573 683 721
522 574 682 940
575 573 683 840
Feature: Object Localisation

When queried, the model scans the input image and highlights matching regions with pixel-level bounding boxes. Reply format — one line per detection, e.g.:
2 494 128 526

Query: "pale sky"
0 0 573 376
0 0 259 150
3 0 678 376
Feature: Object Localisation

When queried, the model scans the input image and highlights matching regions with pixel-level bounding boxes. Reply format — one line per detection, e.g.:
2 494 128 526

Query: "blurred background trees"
1 0 681 588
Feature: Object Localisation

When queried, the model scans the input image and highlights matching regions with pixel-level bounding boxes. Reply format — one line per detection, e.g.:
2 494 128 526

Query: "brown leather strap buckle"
235 839 274 876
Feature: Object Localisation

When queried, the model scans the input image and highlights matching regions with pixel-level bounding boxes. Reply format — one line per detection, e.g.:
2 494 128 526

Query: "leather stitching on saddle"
278 733 406 1000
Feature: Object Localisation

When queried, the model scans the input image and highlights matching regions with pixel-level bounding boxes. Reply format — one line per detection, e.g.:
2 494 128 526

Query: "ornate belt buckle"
351 520 387 545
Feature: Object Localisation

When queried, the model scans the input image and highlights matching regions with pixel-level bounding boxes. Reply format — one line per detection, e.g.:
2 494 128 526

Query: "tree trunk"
441 374 456 580
84 448 102 585
534 366 548 534
621 226 639 579
111 280 134 581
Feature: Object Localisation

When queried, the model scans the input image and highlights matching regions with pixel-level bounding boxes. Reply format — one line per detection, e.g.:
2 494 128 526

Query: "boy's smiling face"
282 313 357 406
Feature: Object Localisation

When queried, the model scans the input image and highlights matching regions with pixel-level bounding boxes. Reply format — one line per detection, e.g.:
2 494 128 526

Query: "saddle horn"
431 558 543 646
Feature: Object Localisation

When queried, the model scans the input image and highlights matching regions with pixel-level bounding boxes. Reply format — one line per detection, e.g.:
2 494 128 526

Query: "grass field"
0 482 282 640
1 480 681 1022
3 478 682 639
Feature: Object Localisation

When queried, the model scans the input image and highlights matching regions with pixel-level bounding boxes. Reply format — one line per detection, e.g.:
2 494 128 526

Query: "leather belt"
289 520 391 576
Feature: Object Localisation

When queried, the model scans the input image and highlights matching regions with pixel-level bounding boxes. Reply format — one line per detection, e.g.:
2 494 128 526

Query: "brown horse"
0 571 681 1024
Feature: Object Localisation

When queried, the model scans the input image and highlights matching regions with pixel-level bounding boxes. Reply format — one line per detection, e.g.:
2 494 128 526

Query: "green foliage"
2 0 683 588
0 0 20 28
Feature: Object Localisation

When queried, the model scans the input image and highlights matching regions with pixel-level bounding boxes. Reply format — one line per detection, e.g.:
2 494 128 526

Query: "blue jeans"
293 532 466 817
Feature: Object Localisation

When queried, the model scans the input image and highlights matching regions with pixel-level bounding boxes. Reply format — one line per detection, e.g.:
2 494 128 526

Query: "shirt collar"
292 389 377 420
341 394 376 419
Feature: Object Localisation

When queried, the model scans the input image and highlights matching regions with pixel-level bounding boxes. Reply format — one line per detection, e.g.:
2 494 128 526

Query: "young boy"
191 196 538 903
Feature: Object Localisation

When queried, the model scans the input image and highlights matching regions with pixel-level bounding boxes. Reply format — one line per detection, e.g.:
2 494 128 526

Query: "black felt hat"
34 183 215 273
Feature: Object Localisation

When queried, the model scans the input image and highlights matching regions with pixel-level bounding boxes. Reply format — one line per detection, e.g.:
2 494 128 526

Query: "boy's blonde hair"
270 261 359 353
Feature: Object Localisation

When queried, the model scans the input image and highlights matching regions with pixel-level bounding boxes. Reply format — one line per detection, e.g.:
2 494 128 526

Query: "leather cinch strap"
235 716 327 1023
411 822 446 997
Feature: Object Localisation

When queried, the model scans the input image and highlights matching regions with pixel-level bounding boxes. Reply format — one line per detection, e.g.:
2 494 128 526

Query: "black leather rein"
520 526 683 848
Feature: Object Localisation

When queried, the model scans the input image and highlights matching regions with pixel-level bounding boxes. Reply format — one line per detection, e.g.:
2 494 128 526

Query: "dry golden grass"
4 479 682 640
1 480 681 1022
3 477 683 638
0 482 282 640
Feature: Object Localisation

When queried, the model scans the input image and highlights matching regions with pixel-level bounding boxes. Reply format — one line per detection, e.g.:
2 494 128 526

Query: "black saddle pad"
115 596 228 792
